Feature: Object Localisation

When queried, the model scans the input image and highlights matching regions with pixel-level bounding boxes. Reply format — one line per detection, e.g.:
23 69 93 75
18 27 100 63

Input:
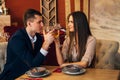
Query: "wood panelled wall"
5 0 89 28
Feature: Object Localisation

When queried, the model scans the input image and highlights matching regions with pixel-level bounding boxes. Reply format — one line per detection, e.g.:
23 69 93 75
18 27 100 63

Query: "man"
0 9 54 80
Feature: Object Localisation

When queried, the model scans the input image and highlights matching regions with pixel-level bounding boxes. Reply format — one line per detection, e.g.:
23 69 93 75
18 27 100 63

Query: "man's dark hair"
23 9 42 27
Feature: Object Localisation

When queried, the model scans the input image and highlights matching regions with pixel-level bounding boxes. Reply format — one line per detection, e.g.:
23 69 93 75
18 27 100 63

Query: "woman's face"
68 15 74 32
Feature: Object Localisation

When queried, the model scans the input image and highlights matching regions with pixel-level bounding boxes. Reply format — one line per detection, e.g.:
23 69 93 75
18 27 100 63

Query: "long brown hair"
67 11 92 62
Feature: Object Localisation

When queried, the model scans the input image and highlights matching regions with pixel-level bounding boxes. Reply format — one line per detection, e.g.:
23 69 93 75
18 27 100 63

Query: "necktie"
32 42 34 49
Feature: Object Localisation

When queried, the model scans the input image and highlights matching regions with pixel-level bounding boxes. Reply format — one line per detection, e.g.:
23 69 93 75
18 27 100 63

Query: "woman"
54 11 96 68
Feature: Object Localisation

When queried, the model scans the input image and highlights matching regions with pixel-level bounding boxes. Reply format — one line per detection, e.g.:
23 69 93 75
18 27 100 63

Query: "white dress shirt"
28 34 48 56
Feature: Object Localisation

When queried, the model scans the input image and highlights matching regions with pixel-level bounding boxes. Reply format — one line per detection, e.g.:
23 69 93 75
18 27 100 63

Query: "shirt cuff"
40 48 48 56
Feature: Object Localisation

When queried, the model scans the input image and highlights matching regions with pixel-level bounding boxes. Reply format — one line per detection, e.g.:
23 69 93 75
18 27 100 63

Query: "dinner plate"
62 68 86 75
26 70 51 78
62 65 86 75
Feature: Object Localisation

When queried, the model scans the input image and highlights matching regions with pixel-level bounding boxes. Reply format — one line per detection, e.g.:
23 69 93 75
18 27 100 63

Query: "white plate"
26 70 51 78
62 68 86 75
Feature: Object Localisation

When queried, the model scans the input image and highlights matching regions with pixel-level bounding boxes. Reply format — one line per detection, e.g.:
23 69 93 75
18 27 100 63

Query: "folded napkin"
53 68 62 73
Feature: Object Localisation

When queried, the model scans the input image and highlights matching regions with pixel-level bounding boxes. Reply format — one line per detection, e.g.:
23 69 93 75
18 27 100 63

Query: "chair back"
0 42 7 73
95 39 119 69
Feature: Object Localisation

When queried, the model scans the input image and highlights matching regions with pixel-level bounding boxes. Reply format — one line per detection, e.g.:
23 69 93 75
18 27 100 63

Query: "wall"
90 0 120 52
6 0 40 27
6 0 67 27
5 0 81 28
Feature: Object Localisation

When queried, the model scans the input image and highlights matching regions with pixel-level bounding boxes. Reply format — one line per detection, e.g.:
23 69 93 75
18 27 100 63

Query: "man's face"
29 15 43 33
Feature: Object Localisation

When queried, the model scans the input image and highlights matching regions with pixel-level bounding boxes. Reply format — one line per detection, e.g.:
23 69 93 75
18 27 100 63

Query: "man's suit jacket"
0 28 45 80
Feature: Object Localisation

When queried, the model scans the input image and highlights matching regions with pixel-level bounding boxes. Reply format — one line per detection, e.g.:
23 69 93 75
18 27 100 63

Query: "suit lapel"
20 28 34 52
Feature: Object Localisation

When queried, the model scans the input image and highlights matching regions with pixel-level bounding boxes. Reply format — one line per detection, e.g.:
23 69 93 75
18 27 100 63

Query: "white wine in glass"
44 23 61 38
52 29 60 38
52 23 61 38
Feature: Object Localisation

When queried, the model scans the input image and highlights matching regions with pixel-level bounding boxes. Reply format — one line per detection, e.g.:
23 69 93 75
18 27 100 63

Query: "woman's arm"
54 38 64 65
60 61 88 68
81 36 96 67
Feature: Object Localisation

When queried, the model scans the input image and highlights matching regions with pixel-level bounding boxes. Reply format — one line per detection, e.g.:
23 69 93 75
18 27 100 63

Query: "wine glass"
44 23 61 38
52 23 61 38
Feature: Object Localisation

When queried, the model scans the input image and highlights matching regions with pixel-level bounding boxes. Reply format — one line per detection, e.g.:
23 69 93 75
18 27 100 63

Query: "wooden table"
16 66 120 80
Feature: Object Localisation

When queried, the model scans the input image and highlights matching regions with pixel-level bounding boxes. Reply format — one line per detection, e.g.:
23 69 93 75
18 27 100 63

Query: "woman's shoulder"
63 35 70 44
88 36 96 43
64 35 70 40
88 36 96 40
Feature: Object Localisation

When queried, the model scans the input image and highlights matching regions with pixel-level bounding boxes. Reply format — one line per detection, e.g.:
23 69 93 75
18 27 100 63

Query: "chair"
95 39 119 69
4 26 22 39
0 42 7 73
